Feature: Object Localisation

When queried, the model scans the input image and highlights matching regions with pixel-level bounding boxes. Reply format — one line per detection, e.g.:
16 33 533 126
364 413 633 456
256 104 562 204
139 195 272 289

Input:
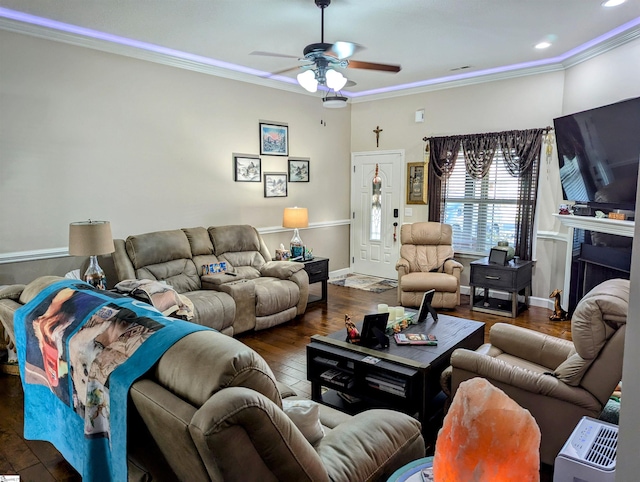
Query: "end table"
301 257 329 303
469 257 532 318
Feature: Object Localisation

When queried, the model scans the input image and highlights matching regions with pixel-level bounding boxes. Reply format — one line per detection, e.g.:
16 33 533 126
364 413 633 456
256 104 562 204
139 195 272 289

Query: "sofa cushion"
126 230 193 269
155 330 282 408
209 225 262 254
137 259 201 294
182 227 214 256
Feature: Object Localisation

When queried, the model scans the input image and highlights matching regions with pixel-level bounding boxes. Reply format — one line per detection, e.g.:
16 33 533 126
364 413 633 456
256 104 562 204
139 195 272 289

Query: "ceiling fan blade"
250 51 300 59
326 41 364 60
268 65 305 76
348 60 401 73
344 79 357 88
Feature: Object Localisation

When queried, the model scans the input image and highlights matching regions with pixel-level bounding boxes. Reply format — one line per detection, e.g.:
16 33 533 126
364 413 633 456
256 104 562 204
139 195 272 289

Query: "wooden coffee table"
306 314 484 431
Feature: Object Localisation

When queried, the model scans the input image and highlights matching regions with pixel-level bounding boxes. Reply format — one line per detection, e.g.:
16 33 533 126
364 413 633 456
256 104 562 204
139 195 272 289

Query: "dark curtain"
500 129 544 260
461 134 499 179
427 136 461 222
425 128 544 260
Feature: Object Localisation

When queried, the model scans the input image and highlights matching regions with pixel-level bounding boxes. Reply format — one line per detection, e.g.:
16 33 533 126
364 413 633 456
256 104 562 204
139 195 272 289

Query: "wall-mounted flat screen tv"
554 97 640 212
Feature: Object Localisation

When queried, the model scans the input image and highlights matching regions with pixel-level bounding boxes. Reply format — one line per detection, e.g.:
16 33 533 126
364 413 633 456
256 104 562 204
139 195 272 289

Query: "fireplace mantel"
552 214 635 237
553 213 635 308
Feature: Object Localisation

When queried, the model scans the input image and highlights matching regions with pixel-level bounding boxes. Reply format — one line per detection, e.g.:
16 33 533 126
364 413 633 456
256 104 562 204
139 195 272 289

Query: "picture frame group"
233 121 310 197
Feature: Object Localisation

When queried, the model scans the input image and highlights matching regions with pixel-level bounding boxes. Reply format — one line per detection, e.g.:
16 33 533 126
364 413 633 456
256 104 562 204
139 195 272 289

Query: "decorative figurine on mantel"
345 314 360 344
549 289 570 321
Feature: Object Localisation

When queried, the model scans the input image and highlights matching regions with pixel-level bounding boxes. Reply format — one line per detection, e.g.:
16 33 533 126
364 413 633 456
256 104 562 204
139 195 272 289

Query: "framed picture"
264 172 288 198
288 158 310 182
406 162 427 205
233 154 261 182
260 122 288 156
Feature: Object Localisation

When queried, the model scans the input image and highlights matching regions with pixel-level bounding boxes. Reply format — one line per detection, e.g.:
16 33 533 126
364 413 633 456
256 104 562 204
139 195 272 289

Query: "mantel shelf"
553 213 635 238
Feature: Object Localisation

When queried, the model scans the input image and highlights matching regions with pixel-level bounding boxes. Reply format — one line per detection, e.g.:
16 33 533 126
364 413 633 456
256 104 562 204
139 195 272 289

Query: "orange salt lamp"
433 377 541 482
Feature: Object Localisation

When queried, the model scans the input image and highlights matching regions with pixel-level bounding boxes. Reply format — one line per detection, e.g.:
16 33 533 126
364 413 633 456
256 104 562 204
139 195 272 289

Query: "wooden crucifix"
373 125 383 147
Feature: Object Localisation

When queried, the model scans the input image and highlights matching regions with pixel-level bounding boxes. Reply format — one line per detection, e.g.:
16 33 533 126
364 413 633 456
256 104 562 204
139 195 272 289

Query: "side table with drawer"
469 257 532 318
301 257 329 303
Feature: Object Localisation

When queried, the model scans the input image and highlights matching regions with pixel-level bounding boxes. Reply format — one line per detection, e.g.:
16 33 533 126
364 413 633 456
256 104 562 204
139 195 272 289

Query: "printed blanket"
14 279 209 482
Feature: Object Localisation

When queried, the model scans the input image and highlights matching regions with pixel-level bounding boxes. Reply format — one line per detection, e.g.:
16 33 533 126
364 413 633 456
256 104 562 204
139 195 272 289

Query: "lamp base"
290 228 304 259
84 255 107 290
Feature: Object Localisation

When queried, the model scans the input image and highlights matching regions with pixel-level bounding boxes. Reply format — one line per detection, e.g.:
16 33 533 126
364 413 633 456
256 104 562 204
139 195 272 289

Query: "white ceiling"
1 0 640 100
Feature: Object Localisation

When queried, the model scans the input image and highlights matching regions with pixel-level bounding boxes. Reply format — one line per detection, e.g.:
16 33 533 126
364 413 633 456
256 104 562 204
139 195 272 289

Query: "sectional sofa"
112 225 309 336
0 277 425 481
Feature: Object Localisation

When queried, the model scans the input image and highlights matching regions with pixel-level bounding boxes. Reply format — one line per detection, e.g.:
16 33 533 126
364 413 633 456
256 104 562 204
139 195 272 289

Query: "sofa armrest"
0 297 23 346
316 409 424 482
190 387 329 482
0 284 26 301
489 323 574 370
200 273 245 288
449 350 601 410
260 260 304 280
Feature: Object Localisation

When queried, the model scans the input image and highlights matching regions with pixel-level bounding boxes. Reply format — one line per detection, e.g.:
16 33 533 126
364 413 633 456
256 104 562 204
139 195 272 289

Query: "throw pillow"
282 399 325 445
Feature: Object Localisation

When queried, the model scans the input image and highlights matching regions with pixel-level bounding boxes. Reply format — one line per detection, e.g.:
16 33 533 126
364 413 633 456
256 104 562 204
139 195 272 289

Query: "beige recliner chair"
441 278 628 465
395 222 463 308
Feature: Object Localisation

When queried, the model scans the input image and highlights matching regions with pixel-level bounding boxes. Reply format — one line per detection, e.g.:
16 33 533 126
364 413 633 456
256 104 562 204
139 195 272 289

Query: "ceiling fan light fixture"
297 70 318 92
322 94 348 108
325 69 347 91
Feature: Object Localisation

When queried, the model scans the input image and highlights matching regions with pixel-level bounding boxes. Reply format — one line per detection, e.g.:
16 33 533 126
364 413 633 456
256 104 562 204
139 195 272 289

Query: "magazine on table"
394 333 438 345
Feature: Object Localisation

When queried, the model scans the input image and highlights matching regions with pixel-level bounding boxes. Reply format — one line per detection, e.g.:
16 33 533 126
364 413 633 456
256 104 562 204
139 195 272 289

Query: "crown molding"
1 14 639 101
561 25 640 69
0 16 305 96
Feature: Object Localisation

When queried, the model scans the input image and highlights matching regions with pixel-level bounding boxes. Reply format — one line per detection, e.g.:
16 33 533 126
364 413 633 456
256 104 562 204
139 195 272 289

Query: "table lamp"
282 207 308 259
69 220 115 290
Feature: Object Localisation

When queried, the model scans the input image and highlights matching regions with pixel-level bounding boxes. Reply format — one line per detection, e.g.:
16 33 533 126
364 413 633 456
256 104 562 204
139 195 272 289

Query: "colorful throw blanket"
14 279 209 482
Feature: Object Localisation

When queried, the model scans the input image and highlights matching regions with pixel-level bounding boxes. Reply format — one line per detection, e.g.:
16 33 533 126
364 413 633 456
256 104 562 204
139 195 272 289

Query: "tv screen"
554 97 640 211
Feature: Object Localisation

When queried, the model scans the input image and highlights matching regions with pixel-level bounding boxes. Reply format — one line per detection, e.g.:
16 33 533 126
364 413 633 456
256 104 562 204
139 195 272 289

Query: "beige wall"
351 72 566 298
0 30 352 283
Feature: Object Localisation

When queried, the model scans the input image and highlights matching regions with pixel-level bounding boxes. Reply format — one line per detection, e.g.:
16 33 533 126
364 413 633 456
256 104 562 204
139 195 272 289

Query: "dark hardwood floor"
0 283 571 481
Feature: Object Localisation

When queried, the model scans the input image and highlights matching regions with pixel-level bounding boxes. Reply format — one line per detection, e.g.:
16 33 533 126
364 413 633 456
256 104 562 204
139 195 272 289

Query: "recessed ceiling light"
535 41 552 49
602 0 627 7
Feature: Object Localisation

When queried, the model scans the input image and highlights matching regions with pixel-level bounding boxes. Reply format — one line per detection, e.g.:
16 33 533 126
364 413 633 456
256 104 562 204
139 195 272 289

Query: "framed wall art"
233 154 261 182
288 158 310 182
264 172 288 198
259 122 288 156
406 162 427 205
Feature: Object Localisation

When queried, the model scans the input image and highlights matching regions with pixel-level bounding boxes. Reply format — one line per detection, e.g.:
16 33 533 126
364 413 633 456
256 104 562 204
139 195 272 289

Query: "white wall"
0 30 352 282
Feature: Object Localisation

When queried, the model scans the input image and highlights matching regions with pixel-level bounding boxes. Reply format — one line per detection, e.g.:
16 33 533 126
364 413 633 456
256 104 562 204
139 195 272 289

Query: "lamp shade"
283 207 309 229
69 220 115 256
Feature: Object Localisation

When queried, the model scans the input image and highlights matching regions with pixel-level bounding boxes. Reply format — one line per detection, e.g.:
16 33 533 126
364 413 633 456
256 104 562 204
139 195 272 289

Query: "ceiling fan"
251 0 401 94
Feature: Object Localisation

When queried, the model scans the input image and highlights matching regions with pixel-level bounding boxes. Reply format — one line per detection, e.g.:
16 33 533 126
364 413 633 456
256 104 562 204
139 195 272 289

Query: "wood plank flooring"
0 283 570 481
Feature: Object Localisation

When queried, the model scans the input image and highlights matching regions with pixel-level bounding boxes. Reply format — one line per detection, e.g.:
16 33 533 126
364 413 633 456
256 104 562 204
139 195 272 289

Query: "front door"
351 150 404 279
